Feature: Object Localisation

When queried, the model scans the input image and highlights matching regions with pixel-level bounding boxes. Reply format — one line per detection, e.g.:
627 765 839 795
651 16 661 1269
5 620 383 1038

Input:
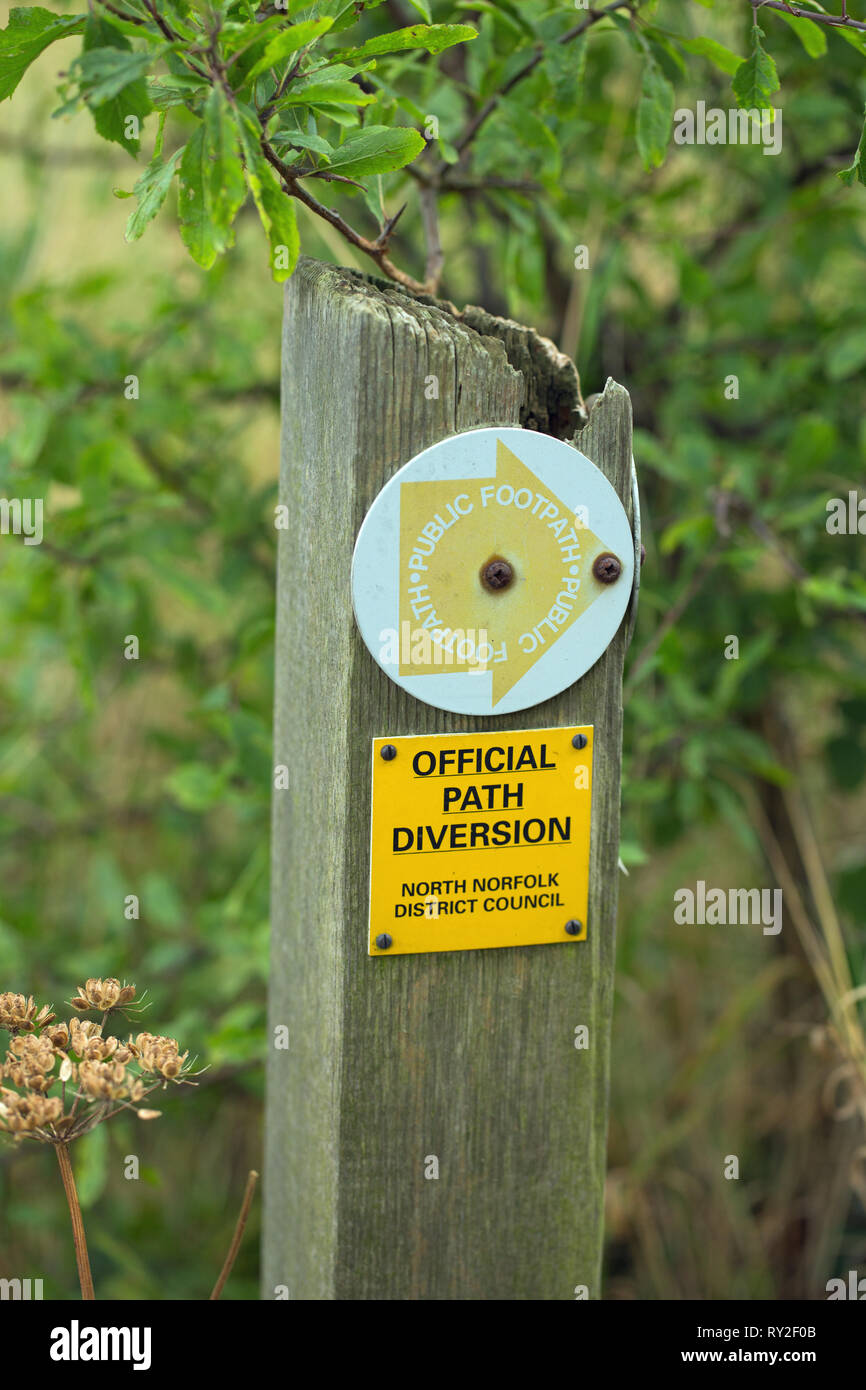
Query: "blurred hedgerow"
0 978 256 1300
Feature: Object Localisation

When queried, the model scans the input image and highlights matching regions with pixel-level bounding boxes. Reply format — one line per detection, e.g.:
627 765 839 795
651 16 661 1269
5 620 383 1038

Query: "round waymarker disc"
351 426 634 716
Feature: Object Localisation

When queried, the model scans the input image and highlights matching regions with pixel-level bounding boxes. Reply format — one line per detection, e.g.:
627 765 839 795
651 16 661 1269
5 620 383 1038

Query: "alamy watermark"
380 622 490 671
674 101 782 157
0 1276 43 1299
826 1270 866 1299
49 1320 151 1370
0 497 43 546
826 491 865 535
674 880 782 935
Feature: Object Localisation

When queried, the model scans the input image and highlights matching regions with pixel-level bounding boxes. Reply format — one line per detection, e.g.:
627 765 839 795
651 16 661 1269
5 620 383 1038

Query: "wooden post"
264 259 634 1300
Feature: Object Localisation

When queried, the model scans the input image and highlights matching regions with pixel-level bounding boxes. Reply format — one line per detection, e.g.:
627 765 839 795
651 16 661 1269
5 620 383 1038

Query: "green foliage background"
1 0 865 1299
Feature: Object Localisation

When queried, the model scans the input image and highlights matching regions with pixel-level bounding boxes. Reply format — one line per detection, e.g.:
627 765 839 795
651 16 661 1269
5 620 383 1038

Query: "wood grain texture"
265 258 633 1300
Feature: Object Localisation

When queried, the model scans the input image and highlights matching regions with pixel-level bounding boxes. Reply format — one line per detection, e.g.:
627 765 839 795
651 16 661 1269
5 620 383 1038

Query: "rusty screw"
564 920 583 936
481 558 514 592
592 552 622 585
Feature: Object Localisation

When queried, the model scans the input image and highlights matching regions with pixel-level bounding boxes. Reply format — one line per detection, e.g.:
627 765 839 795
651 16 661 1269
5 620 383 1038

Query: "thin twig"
755 1 866 32
449 0 633 165
95 0 148 26
624 555 717 696
210 1170 259 1300
137 0 211 80
56 1142 95 1300
418 183 444 292
261 142 429 291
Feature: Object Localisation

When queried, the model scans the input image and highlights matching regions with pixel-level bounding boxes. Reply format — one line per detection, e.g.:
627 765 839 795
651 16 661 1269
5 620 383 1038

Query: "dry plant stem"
210 1170 259 1300
55 1142 95 1300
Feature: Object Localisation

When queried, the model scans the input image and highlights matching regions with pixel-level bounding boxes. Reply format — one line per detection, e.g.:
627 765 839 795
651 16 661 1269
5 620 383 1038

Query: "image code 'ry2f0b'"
369 727 593 956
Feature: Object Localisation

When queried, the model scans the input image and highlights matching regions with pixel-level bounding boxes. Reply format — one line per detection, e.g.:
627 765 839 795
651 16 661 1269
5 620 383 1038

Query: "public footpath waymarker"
370 727 592 955
352 428 634 715
268 261 635 1300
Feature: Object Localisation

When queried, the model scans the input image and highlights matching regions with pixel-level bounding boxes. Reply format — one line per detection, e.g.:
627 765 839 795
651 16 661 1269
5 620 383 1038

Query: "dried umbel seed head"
43 1022 70 1051
77 1059 137 1102
0 977 196 1148
0 993 55 1035
130 1033 190 1080
70 978 137 1014
85 1062 144 1104
76 1034 112 1063
3 1035 57 1094
0 1087 63 1135
68 1018 104 1054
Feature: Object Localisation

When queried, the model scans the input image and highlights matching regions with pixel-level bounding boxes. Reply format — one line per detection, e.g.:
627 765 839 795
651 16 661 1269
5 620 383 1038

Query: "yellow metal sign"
369 726 592 956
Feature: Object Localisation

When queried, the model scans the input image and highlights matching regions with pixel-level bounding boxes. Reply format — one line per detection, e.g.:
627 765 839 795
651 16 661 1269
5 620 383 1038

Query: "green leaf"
675 35 742 76
202 86 246 243
839 110 866 188
329 23 477 64
407 0 433 20
270 129 335 158
326 124 425 177
235 112 300 282
636 59 674 171
544 36 587 106
0 7 84 102
165 761 231 811
177 91 247 270
732 24 779 112
246 17 335 82
275 79 376 107
250 162 300 283
646 32 686 82
326 0 390 34
774 10 827 57
456 0 532 40
80 18 155 154
77 45 156 107
826 327 866 380
147 73 207 110
125 147 183 241
802 574 866 613
501 100 561 178
92 8 166 43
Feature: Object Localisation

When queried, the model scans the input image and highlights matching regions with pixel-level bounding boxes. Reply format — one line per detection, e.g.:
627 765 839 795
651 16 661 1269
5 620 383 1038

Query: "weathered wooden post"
265 258 635 1300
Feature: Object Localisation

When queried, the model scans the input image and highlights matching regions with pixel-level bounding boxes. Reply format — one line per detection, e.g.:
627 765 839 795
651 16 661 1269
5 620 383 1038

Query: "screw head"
572 733 588 750
375 933 393 950
481 557 514 592
380 744 397 761
564 919 582 936
592 552 622 585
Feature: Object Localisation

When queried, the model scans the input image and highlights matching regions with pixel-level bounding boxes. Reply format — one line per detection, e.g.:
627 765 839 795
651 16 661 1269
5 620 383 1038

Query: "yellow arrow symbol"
399 438 616 706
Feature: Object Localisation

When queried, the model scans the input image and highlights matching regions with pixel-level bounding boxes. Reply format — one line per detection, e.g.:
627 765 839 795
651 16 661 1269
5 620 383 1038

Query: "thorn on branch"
374 201 408 249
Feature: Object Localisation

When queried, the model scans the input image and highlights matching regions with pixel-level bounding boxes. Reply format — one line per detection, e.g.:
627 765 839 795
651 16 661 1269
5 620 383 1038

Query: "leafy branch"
1 0 865 293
